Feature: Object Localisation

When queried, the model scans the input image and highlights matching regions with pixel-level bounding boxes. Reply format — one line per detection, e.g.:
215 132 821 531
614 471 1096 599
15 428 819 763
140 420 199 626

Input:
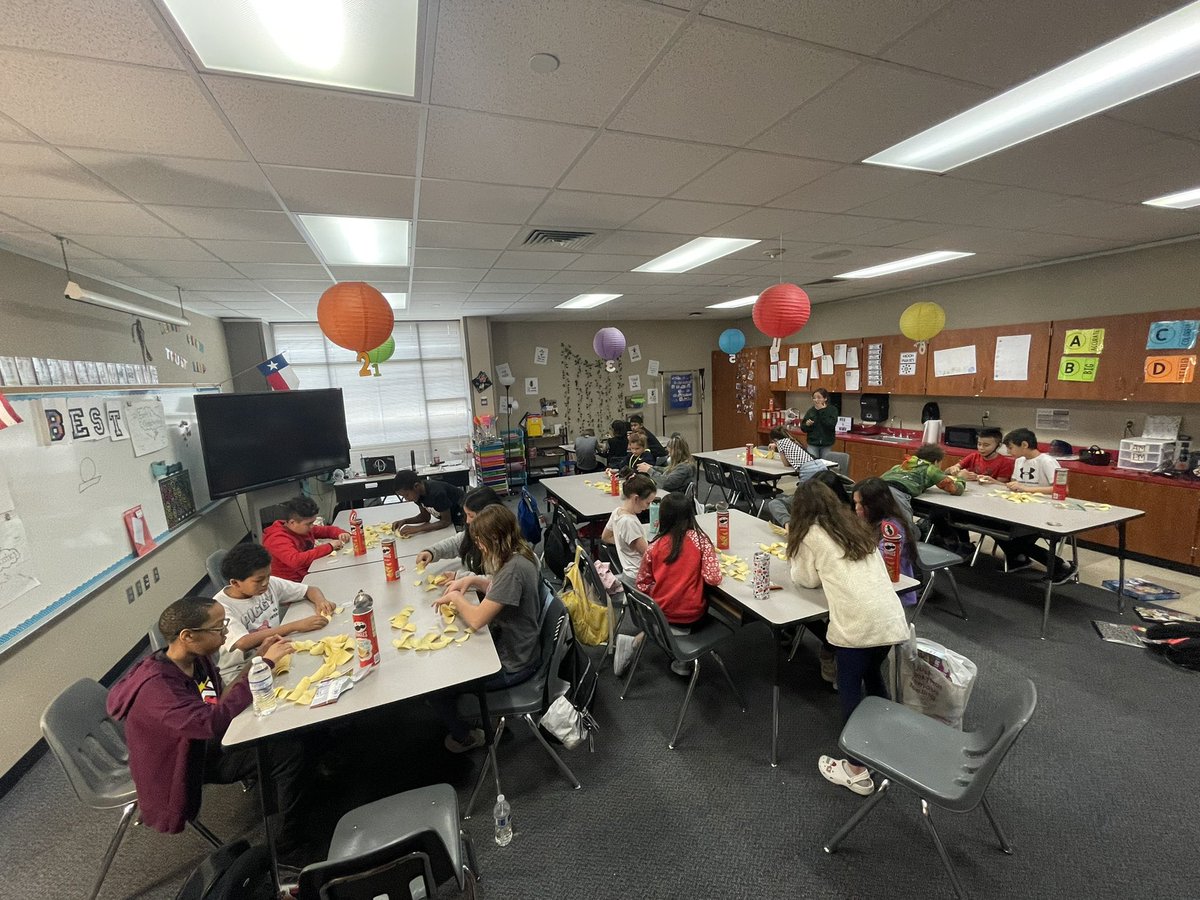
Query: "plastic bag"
593 559 624 596
560 545 609 646
540 695 588 749
892 625 978 728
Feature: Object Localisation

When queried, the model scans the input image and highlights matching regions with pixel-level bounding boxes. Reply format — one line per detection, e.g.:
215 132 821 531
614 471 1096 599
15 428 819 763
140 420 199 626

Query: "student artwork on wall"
123 505 156 557
0 511 40 610
628 344 642 362
534 346 549 365
158 470 196 529
647 388 659 405
124 397 168 457
628 374 641 391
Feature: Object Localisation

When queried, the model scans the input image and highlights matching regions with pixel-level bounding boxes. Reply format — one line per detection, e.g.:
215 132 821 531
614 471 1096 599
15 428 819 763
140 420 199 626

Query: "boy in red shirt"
946 428 1015 482
262 496 351 581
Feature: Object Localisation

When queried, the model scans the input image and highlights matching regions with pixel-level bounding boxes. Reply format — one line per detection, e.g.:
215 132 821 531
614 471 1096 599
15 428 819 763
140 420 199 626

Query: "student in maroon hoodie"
262 496 352 582
106 596 309 862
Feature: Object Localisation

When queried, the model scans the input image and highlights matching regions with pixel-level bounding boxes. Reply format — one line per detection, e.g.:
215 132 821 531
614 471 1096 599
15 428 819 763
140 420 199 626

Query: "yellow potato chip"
299 689 316 705
414 579 423 586
392 638 410 650
307 641 326 656
443 624 459 633
336 649 354 666
454 632 471 644
272 654 292 676
428 636 453 650
291 640 314 651
400 606 415 616
402 623 417 633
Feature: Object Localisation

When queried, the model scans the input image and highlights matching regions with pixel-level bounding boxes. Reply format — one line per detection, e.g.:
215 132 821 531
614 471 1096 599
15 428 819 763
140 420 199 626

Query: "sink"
867 435 912 444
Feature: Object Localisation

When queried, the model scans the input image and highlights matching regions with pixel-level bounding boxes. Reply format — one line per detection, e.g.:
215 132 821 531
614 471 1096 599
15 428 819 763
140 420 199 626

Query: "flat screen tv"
195 389 351 498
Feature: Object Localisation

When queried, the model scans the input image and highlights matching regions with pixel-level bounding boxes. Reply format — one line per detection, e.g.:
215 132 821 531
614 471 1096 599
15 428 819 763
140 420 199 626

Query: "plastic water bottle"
248 657 275 717
493 794 512 846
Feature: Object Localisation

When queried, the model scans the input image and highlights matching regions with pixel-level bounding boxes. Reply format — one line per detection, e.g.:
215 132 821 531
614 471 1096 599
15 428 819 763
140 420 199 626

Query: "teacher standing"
801 388 839 459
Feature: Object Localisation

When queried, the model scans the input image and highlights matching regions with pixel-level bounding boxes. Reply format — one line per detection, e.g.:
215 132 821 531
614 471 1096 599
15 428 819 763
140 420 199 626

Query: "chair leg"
786 624 808 663
920 799 966 900
710 651 747 711
944 568 968 620
619 634 647 700
521 713 581 789
668 660 701 750
980 795 1013 854
464 717 506 819
910 574 935 623
187 817 223 848
460 828 481 887
89 801 138 900
823 778 890 853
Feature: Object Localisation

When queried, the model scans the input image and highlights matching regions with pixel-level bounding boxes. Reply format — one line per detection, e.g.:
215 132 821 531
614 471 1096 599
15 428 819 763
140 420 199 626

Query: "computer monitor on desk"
361 455 397 476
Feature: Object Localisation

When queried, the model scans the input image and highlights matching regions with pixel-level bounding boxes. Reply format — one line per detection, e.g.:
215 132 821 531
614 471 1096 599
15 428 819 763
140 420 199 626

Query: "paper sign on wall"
932 346 976 377
533 346 549 365
769 345 779 363
796 368 808 388
811 343 824 359
787 347 799 367
629 374 641 391
833 344 847 366
846 347 859 369
669 373 693 409
524 377 539 395
994 334 1031 382
1064 328 1104 355
1146 320 1199 350
810 361 820 380
1144 355 1196 384
899 351 918 377
647 388 659 405
777 361 788 381
820 355 833 376
496 363 513 382
1057 356 1099 382
647 359 660 376
845 370 860 392
628 344 642 362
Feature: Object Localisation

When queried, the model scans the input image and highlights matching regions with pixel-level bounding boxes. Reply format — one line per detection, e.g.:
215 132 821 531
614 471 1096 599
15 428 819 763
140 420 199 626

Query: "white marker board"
0 386 218 653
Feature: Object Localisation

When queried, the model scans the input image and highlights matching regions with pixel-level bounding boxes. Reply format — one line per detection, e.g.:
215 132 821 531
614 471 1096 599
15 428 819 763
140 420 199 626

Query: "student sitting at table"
431 505 544 753
635 434 697 493
939 427 1015 552
392 469 465 535
995 427 1077 582
214 543 334 683
628 413 666 463
879 443 965 532
262 496 352 582
574 428 600 473
765 426 833 526
786 480 909 797
635 493 723 675
854 478 919 607
603 473 656 573
415 486 504 575
620 432 656 473
603 420 631 468
769 469 852 527
106 596 309 865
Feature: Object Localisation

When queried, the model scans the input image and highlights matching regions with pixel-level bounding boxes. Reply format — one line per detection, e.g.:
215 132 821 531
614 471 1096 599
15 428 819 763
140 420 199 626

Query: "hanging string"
57 235 73 282
131 318 152 363
176 286 186 321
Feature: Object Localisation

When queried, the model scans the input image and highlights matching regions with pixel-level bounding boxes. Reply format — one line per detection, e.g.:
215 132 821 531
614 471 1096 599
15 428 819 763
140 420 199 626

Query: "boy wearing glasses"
215 542 334 683
107 596 309 863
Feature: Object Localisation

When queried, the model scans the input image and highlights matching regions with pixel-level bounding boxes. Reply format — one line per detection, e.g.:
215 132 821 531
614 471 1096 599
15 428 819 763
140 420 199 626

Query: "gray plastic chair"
301 849 435 900
824 450 851 474
726 466 773 518
40 679 221 900
824 679 1038 899
205 549 227 590
461 595 581 818
911 542 968 622
301 783 478 898
619 578 747 749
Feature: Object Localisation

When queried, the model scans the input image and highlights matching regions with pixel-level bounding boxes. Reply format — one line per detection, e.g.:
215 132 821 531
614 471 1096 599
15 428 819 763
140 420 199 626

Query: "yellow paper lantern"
899 302 946 343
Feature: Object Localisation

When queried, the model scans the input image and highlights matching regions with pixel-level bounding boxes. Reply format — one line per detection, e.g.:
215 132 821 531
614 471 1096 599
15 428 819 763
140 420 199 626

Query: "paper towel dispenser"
859 393 890 423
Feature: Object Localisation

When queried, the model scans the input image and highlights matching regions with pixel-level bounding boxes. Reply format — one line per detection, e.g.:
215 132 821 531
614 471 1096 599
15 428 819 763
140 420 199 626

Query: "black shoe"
1051 562 1078 585
1006 555 1033 572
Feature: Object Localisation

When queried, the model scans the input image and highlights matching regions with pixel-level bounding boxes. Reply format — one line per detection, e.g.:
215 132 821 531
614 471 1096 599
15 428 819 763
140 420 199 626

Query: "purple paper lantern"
593 327 626 372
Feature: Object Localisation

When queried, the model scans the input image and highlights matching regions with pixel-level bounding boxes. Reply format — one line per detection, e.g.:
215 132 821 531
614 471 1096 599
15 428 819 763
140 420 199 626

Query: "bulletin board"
0 386 219 653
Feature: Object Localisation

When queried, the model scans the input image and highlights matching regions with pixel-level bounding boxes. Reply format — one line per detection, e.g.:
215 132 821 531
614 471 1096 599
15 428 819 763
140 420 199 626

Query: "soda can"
1052 468 1069 501
751 551 771 601
745 443 754 465
349 510 366 556
381 537 400 581
716 505 730 550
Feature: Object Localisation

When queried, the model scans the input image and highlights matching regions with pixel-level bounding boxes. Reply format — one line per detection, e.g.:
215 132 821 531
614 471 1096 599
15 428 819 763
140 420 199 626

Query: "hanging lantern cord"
58 235 73 282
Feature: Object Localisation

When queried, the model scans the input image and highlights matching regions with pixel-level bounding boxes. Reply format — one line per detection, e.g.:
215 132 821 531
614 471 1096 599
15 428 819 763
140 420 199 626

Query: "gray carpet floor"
2 485 1196 899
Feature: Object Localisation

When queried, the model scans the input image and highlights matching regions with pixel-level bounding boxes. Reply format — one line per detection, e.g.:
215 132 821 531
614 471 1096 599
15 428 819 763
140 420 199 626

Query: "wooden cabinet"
712 349 766 449
925 322 1052 399
1068 470 1200 566
836 439 909 481
860 334 928 396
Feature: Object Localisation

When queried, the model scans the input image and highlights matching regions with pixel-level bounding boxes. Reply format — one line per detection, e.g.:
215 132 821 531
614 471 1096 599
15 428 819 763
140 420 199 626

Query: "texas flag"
257 354 299 391
0 392 21 430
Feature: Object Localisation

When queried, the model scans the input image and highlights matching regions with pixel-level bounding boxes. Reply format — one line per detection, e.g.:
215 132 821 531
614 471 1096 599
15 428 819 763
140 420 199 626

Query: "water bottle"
248 657 275 717
493 794 512 846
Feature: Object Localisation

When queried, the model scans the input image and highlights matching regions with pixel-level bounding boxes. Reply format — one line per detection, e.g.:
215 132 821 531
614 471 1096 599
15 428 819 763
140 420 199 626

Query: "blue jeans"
432 663 538 742
835 645 893 766
808 444 834 460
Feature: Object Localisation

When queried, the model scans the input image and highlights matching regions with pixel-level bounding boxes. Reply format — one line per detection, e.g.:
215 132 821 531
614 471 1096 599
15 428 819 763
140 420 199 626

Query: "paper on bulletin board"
846 347 859 369
993 334 1031 381
932 345 976 377
1146 320 1198 350
820 355 833 376
787 347 799 367
0 512 40 610
1057 356 1098 382
1064 328 1104 355
810 360 820 380
811 343 823 359
833 344 847 366
845 370 861 392
123 397 167 458
796 368 808 388
769 345 779 363
777 361 788 381
1144 355 1196 384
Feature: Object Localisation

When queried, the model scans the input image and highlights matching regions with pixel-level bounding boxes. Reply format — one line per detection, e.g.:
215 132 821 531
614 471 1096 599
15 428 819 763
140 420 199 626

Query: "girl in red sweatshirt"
635 492 722 627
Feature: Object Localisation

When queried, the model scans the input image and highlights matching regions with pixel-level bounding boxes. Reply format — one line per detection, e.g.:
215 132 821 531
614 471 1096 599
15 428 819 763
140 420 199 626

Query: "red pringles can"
1052 468 1069 501
879 520 904 583
745 443 754 465
716 504 730 550
610 471 619 495
381 537 400 581
349 510 366 556
352 588 380 668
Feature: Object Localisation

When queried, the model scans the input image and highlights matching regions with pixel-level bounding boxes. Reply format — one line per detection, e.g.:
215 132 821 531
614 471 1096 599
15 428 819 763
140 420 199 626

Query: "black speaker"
859 393 890 423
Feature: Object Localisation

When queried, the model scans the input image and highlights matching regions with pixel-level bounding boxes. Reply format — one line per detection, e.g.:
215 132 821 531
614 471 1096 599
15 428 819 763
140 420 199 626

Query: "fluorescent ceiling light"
159 0 421 96
383 292 407 309
706 295 759 309
864 2 1200 173
1143 185 1200 209
555 293 622 310
633 237 760 273
298 214 410 266
835 251 973 279
65 281 190 327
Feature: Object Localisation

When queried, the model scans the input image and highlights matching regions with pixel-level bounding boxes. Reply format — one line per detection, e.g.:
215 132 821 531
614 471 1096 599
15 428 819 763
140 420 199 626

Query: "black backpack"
174 840 275 900
542 503 576 579
1144 623 1200 671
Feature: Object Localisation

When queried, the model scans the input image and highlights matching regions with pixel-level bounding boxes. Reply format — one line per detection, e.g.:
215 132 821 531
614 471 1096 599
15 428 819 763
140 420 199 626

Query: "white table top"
310 503 421 573
223 557 499 747
332 502 416 529
542 473 666 521
695 510 918 626
912 482 1144 536
417 461 470 478
695 446 835 478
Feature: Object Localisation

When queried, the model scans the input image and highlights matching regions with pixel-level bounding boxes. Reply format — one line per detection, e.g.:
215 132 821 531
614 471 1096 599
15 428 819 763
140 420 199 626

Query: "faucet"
888 416 903 436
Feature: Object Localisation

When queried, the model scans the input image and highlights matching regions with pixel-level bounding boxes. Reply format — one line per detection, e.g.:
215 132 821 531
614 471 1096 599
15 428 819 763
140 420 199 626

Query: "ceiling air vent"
521 228 598 249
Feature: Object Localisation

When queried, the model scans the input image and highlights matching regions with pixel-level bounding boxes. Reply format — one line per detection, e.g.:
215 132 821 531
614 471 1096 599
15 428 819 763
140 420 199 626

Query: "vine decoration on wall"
560 342 624 437
734 350 757 422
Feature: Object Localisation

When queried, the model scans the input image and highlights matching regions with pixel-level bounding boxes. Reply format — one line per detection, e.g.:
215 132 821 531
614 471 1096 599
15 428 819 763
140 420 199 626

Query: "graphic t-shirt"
215 576 308 681
1011 452 1059 487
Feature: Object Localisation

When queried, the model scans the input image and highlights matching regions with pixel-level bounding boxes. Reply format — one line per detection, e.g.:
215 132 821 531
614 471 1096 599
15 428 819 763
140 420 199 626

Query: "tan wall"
744 240 1200 447
0 248 244 776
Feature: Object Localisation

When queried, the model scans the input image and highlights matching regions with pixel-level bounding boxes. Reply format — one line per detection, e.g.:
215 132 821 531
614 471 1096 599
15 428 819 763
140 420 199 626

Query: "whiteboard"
0 387 218 652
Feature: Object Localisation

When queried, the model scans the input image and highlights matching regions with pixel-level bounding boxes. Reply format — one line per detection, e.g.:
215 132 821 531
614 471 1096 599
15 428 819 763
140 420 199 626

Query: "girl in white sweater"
787 480 910 796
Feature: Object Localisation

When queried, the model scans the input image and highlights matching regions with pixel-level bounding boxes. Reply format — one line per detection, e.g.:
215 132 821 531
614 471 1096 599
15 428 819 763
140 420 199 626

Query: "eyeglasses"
188 617 231 634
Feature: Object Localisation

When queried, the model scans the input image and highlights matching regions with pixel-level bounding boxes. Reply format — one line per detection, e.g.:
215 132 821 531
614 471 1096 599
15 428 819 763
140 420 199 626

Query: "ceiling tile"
0 117 35 142
1106 78 1200 142
65 148 277 208
204 75 421 174
0 143 127 201
1031 200 1200 243
609 20 856 145
0 197 180 237
528 190 657 229
590 229 701 255
493 250 580 269
624 199 751 234
0 50 244 158
128 259 243 279
565 253 645 271
545 269 610 284
715 206 828 238
412 248 501 268
326 267 411 282
146 206 302 241
256 279 335 293
899 225 1118 257
263 165 415 218
701 0 953 55
233 263 330 280
418 180 548 224
412 267 489 282
73 258 156 280
415 222 522 249
673 150 840 205
848 177 1007 224
561 133 727 197
423 107 593 187
0 0 185 68
431 0 679 126
196 240 319 264
469 282 539 294
71 235 214 260
767 164 930 213
792 214 905 243
480 268 554 283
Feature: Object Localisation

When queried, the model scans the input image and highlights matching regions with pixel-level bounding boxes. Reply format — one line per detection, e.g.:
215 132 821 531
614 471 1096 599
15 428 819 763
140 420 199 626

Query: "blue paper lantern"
718 328 746 362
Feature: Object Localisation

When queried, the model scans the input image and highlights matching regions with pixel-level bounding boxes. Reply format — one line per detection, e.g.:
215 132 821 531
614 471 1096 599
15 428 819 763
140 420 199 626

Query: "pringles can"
1052 468 1069 501
879 520 904 583
610 471 619 495
751 551 771 601
351 588 380 668
381 536 400 581
716 502 730 550
745 443 754 465
349 510 366 556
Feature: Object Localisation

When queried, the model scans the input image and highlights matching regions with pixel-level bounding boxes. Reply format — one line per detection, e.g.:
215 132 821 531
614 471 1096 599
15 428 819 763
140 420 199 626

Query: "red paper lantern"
753 283 811 341
317 282 394 352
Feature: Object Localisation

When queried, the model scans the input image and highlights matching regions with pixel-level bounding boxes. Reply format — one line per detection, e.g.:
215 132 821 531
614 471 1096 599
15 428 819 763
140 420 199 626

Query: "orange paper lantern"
317 282 394 352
